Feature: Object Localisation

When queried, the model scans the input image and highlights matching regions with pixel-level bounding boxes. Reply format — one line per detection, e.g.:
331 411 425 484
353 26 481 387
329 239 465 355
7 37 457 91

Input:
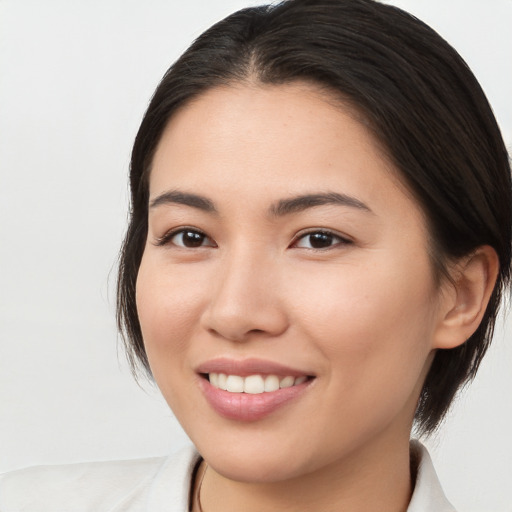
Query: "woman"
1 0 510 510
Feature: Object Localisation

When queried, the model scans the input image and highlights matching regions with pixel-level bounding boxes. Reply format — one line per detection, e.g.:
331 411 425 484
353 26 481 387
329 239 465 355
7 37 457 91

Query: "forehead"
149 83 419 220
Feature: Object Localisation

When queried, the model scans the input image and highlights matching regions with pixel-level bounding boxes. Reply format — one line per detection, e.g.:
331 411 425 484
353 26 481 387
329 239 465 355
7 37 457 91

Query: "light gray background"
0 1 511 511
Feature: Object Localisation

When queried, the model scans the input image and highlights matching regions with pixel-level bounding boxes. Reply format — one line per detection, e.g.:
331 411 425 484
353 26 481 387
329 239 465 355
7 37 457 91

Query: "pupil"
183 231 204 247
310 233 333 248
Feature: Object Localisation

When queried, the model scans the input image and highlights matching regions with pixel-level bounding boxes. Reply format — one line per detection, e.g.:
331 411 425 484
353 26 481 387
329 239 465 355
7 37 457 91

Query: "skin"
135 83 496 512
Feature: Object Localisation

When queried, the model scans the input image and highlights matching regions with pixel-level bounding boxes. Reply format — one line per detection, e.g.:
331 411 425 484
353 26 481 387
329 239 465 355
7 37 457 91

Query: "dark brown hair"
117 0 511 435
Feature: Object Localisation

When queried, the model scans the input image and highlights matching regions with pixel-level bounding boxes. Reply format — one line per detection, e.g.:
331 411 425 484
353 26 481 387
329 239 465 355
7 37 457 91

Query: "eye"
156 228 216 248
292 230 350 250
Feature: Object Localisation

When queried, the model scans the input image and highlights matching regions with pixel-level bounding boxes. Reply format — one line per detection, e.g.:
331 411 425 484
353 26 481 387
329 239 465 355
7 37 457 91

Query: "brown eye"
170 229 215 248
293 231 350 250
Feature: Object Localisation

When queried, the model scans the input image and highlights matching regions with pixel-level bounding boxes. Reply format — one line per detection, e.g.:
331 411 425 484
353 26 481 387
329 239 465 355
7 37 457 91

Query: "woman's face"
136 83 446 482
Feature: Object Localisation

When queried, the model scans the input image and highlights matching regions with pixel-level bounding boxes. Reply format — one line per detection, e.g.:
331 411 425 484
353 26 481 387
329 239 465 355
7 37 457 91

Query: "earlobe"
433 245 500 350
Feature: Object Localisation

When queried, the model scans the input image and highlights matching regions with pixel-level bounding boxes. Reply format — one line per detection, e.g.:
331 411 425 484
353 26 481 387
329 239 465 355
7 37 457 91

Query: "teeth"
209 372 219 387
244 375 265 394
208 373 308 394
264 375 280 392
218 373 227 390
226 375 244 393
280 376 295 388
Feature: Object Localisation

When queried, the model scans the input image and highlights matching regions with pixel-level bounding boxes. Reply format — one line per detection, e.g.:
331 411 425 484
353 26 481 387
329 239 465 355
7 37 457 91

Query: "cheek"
293 265 436 443
289 257 437 384
135 253 206 361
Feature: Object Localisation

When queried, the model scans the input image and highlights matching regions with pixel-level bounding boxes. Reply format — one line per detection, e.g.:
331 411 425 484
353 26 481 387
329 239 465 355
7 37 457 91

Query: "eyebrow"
149 190 216 212
149 190 372 216
269 192 373 217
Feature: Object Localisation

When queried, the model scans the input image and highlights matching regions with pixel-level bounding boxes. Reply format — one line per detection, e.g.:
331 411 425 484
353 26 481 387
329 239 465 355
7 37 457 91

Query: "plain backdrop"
0 1 511 511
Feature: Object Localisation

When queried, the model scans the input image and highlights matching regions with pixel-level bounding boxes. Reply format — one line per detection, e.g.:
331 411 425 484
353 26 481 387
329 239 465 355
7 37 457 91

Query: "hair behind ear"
415 245 502 435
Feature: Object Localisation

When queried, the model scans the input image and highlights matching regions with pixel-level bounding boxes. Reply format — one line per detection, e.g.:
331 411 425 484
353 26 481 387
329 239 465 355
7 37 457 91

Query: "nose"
200 251 289 342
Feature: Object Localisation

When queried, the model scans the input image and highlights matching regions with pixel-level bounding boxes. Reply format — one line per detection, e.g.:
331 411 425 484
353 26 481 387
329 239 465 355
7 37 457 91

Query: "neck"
197 435 414 512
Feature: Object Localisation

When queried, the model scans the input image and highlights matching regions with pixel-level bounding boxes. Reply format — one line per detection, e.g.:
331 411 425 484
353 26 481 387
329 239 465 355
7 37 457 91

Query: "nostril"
200 294 289 341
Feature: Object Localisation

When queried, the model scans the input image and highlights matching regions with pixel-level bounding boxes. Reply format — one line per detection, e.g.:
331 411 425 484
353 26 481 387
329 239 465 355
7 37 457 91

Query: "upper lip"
195 357 313 377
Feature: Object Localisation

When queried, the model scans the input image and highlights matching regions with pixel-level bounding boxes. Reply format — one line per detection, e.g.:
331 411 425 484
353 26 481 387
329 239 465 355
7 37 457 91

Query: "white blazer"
0 442 456 511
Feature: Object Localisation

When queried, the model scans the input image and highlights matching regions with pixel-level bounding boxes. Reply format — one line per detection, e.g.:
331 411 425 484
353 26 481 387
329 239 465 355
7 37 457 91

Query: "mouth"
196 358 315 421
203 373 310 394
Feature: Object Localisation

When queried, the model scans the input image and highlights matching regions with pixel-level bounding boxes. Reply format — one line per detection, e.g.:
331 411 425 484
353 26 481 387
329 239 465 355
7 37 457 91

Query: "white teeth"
244 375 265 394
226 375 244 392
217 373 227 390
208 373 308 394
279 376 295 388
264 375 280 392
209 372 219 387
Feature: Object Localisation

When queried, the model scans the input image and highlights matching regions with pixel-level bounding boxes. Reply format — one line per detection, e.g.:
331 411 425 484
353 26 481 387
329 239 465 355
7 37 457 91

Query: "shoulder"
0 445 200 512
407 440 457 512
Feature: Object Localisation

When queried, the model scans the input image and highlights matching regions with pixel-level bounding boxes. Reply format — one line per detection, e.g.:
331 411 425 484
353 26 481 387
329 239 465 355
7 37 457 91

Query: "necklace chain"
195 461 208 512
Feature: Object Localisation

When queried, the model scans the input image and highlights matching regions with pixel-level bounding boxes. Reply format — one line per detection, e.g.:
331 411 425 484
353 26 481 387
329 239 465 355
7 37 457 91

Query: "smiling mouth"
198 362 315 421
203 373 311 394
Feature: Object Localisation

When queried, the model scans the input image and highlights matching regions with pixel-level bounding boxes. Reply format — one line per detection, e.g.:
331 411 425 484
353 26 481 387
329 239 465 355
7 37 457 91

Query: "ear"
433 245 500 350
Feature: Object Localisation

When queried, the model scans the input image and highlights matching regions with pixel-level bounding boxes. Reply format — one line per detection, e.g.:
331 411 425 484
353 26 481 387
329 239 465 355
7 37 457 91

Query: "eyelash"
154 228 352 251
154 227 216 248
291 229 352 250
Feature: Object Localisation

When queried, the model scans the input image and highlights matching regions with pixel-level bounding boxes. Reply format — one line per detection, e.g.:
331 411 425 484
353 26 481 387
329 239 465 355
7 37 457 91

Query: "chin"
189 428 309 483
205 450 308 484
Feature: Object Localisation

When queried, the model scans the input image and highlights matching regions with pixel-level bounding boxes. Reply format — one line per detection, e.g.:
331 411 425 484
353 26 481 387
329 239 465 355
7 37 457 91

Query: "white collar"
407 440 457 511
147 441 456 511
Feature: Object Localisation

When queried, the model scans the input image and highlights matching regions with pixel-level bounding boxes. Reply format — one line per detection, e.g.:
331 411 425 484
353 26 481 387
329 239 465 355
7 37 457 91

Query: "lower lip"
199 377 312 422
